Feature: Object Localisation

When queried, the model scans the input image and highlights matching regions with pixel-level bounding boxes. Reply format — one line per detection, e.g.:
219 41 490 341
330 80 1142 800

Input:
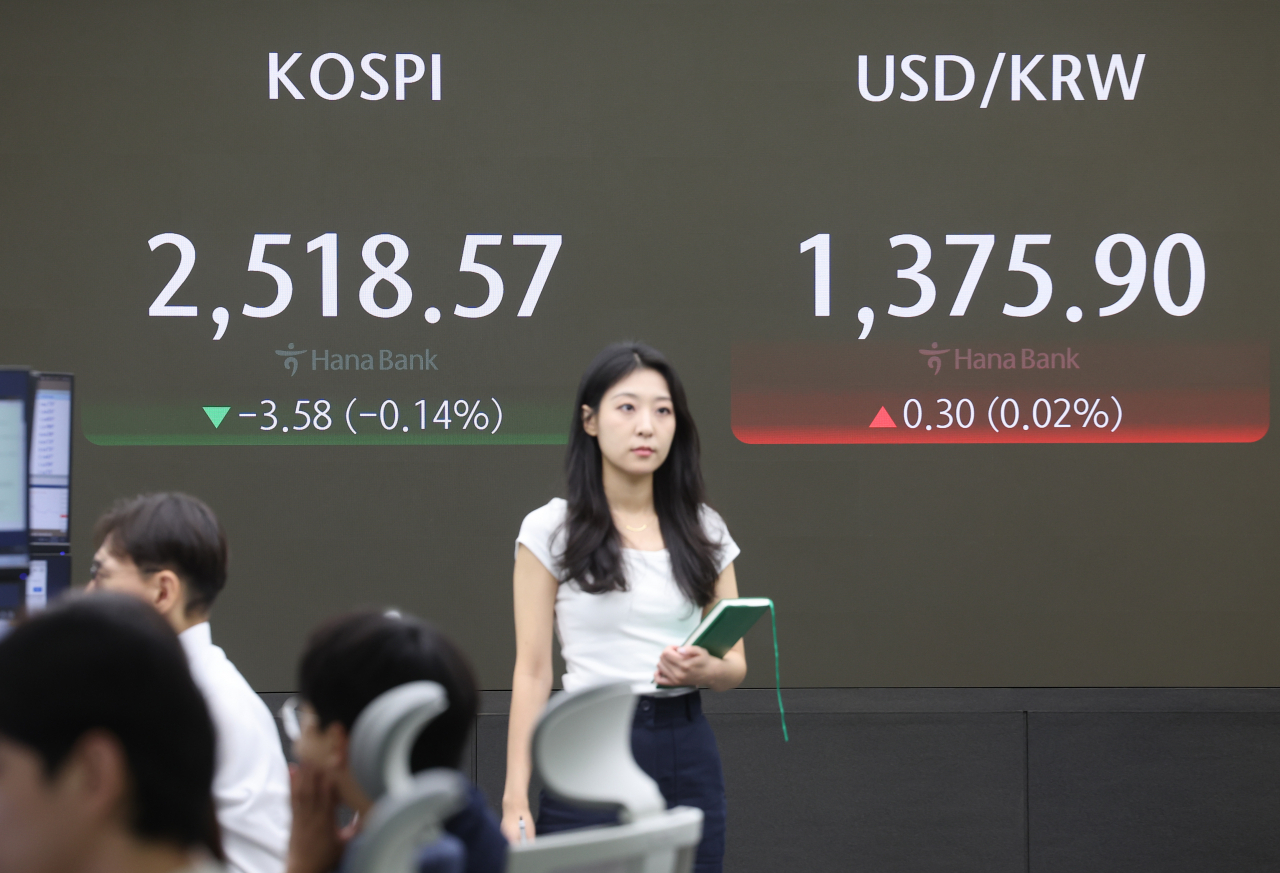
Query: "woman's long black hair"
559 342 722 607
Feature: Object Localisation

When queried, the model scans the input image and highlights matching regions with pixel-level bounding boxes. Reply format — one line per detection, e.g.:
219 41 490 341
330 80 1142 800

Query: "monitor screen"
22 555 69 617
0 370 29 573
28 374 73 545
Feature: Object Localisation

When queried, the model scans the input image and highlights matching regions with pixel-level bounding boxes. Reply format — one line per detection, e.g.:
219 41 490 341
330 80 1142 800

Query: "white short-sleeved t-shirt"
516 498 740 693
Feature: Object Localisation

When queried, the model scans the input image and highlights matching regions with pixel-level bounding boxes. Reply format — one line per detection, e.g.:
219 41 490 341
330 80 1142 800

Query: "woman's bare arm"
500 545 559 843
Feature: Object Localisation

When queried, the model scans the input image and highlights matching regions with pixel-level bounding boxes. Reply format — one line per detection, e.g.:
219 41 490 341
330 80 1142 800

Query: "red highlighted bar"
731 341 1268 444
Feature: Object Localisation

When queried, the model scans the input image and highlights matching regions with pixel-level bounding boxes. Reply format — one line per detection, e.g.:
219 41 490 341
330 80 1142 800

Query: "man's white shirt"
180 622 291 873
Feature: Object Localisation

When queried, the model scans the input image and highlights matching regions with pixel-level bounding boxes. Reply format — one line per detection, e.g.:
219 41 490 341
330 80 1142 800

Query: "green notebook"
683 597 773 657
661 596 789 741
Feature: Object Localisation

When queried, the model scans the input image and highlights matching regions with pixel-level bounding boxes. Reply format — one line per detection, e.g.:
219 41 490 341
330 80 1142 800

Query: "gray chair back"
507 683 703 873
344 681 468 873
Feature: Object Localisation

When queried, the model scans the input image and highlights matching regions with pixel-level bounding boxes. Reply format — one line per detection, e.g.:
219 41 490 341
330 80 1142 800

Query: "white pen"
518 816 528 844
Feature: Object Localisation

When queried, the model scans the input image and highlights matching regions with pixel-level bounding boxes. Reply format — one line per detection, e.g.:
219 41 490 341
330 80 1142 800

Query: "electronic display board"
29 373 72 545
0 1 1275 689
0 372 28 571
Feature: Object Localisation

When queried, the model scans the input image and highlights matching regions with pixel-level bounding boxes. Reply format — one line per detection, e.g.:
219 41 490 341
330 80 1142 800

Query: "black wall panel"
476 708 513 818
713 712 1026 873
1028 712 1280 873
263 689 1280 873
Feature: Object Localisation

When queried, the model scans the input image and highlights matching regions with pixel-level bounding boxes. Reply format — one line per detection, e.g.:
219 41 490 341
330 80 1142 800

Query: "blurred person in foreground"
0 594 224 873
86 492 290 873
282 610 507 873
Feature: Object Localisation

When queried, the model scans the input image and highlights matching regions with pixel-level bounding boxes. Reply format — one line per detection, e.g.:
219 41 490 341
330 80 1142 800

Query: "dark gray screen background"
1 1 1276 690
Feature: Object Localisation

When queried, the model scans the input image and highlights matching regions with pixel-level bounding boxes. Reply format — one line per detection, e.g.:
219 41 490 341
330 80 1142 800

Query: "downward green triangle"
202 406 231 428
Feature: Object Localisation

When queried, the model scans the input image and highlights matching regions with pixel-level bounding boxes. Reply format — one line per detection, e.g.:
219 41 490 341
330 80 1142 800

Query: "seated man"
284 610 507 873
86 493 290 873
0 594 223 873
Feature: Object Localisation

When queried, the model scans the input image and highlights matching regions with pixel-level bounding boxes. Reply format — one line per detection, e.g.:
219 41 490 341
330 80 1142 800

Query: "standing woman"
502 343 746 873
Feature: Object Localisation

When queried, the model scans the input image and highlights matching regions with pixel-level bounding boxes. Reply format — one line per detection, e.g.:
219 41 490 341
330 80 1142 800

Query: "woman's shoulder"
519 497 568 536
515 498 568 573
698 503 731 536
699 504 740 572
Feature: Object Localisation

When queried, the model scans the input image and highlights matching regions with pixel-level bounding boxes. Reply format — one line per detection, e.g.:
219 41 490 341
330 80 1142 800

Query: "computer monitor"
0 369 30 632
28 372 72 547
24 553 70 616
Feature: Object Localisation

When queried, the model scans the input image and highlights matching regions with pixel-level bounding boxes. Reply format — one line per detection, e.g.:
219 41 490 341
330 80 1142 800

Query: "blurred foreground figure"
282 610 507 873
87 493 291 873
0 594 224 873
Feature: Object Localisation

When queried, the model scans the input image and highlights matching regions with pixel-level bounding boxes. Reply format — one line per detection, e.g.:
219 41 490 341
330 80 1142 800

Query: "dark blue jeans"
536 691 727 873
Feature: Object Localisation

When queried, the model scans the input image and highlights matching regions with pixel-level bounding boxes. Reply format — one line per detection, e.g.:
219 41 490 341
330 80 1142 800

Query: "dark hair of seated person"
0 593 222 858
94 492 228 615
299 610 479 772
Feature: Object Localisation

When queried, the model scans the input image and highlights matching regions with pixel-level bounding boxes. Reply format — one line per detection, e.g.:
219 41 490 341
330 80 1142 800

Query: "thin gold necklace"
615 510 653 532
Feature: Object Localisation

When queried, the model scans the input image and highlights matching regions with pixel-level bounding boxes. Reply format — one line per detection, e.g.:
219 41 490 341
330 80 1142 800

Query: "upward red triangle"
869 406 897 428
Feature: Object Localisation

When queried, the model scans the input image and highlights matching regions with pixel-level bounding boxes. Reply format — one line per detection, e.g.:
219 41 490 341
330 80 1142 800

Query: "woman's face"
583 368 676 478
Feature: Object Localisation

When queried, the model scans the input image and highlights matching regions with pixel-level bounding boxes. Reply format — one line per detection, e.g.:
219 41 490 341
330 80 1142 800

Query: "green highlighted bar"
202 406 231 428
82 399 570 447
86 432 568 446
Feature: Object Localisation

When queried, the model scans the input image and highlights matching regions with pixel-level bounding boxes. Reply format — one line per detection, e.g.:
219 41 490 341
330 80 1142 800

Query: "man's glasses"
87 559 161 583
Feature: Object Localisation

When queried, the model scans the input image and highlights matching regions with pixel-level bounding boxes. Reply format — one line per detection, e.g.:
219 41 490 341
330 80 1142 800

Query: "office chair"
344 681 469 873
507 682 704 873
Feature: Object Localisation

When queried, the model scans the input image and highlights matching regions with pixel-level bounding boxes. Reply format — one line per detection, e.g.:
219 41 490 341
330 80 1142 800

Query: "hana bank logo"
918 342 1080 374
272 343 440 374
920 342 950 375
276 343 306 375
